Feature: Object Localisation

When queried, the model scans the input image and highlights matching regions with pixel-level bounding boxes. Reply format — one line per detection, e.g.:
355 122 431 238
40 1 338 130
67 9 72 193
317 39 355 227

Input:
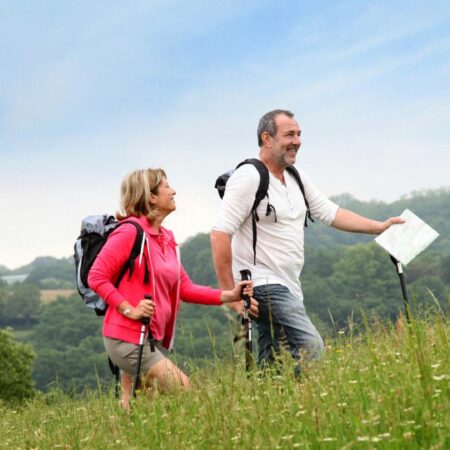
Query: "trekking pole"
107 357 121 399
144 294 156 353
240 269 252 372
390 256 411 324
132 294 155 398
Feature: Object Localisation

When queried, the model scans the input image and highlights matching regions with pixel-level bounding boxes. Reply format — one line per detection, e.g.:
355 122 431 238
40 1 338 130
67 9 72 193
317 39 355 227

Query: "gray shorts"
103 336 165 376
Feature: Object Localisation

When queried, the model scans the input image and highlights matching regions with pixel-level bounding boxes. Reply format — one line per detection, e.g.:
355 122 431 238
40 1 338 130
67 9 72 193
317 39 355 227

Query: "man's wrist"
218 278 235 291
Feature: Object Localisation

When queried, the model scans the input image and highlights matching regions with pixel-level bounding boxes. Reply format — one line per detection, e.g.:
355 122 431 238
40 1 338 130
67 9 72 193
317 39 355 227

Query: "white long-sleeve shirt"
212 163 339 301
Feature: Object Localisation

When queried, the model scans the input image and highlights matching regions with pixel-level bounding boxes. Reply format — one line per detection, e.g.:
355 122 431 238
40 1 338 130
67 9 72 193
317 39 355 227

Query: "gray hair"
257 109 294 146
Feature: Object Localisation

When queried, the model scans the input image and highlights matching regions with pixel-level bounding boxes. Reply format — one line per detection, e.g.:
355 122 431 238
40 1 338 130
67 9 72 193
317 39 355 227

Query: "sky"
1 0 449 270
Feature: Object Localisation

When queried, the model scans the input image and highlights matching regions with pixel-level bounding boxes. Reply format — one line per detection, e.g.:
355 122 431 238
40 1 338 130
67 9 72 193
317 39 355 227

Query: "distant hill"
0 265 11 276
0 256 75 289
9 256 72 275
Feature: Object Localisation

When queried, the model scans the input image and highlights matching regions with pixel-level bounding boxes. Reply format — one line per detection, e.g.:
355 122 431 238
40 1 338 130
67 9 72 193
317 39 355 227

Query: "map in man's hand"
374 209 439 266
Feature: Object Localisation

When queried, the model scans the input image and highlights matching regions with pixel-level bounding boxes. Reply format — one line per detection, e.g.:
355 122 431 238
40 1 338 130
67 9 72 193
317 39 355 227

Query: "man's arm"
331 208 404 234
210 230 235 290
210 166 260 316
210 230 259 317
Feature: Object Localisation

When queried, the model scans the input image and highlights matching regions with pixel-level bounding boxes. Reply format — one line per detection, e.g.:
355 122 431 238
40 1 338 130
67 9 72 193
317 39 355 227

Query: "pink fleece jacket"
88 215 222 349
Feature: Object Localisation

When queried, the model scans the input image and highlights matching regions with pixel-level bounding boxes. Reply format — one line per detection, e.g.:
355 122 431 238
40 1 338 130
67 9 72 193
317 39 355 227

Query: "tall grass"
1 314 448 449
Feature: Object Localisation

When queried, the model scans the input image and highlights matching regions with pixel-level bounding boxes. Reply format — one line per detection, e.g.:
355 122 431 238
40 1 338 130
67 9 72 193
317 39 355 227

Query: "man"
210 109 403 368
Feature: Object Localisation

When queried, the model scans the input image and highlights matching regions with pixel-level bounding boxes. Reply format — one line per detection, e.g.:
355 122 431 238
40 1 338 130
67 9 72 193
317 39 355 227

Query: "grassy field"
40 289 76 303
1 313 448 449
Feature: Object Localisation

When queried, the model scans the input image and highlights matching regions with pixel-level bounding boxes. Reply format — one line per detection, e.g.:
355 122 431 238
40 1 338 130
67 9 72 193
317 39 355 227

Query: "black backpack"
214 158 314 264
74 214 149 316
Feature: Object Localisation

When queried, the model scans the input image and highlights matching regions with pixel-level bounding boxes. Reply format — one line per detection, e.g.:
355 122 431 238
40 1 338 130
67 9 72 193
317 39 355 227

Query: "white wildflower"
432 374 448 381
357 436 370 442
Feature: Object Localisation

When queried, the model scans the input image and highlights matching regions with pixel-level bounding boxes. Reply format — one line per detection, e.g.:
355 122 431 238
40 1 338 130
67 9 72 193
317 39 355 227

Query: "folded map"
374 209 439 266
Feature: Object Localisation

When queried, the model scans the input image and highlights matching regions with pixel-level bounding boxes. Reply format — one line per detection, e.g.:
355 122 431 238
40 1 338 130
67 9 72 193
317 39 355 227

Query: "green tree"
180 233 217 286
30 295 111 392
302 274 338 326
0 289 7 326
30 295 102 350
410 275 448 314
0 328 35 402
440 254 450 285
3 283 41 326
325 243 400 324
26 258 75 289
32 337 111 392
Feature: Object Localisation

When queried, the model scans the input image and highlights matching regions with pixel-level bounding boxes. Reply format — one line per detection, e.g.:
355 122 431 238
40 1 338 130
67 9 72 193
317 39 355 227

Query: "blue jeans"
254 284 324 366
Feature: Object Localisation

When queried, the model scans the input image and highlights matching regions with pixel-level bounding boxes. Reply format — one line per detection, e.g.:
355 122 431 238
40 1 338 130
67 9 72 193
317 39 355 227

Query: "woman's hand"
221 280 253 303
128 298 155 321
221 281 259 318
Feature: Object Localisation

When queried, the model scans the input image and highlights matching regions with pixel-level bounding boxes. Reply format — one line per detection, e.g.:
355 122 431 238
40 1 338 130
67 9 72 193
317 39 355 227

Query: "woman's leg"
121 358 188 406
120 372 133 410
143 358 190 392
104 337 188 403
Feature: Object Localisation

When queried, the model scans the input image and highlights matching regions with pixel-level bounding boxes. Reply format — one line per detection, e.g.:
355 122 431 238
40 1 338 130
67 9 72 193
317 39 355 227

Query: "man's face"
270 114 301 168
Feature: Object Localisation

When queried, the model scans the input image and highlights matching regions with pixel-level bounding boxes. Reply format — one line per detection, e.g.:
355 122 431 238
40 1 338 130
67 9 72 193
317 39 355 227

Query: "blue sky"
1 0 449 269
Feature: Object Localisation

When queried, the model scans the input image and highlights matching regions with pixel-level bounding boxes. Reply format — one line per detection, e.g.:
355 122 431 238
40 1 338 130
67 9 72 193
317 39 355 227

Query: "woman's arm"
178 265 253 306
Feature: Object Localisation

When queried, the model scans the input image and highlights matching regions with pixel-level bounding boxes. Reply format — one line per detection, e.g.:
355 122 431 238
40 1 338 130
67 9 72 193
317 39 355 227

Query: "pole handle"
144 294 155 351
240 269 252 373
240 269 252 310
140 295 152 324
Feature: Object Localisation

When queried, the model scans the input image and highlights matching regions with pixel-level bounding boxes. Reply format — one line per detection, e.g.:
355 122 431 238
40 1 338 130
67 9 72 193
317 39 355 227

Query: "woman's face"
152 178 176 215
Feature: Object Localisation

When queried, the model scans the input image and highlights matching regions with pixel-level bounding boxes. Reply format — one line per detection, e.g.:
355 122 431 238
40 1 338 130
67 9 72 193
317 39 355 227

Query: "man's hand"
228 298 259 319
377 216 405 234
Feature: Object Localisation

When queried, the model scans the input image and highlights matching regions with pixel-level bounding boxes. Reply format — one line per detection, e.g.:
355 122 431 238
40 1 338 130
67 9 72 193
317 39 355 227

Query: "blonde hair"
116 168 167 222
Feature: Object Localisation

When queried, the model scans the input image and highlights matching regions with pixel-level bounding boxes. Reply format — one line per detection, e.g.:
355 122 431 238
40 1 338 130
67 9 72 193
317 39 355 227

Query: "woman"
88 168 253 408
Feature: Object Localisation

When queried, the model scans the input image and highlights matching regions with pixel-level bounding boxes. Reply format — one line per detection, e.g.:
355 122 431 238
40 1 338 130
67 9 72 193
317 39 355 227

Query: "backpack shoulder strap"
286 165 314 227
236 158 269 210
113 220 148 287
235 159 271 264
